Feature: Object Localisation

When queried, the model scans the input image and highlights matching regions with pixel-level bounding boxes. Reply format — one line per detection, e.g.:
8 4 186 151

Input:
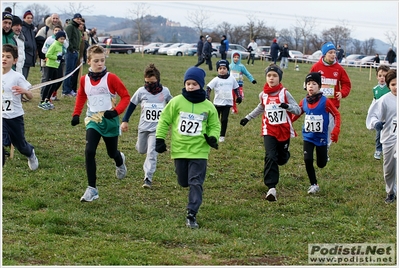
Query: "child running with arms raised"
240 64 301 201
206 59 241 142
2 44 38 170
291 72 341 194
71 45 130 202
121 63 173 189
366 69 397 204
155 66 221 229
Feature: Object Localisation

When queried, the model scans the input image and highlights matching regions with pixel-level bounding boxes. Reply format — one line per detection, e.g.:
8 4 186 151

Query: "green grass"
2 53 396 265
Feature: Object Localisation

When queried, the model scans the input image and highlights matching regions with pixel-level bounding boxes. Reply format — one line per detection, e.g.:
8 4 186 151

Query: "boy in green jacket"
155 66 221 229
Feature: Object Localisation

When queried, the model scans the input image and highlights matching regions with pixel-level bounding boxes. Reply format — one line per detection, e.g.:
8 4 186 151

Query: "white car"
158 43 185 55
167 43 194 56
341 54 366 66
288 50 305 62
307 50 322 63
142 43 163 54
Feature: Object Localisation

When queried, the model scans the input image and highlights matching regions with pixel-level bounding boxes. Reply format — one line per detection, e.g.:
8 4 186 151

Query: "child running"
121 63 173 189
240 64 301 201
229 50 257 114
206 59 241 142
291 72 341 194
2 44 38 170
71 44 130 202
368 65 391 160
366 69 397 204
155 66 221 229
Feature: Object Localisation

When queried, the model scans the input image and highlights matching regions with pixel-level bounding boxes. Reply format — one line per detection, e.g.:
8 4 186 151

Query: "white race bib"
2 93 13 114
265 104 287 125
143 103 164 122
304 114 323 132
391 117 397 135
88 94 112 112
321 85 334 98
178 112 204 136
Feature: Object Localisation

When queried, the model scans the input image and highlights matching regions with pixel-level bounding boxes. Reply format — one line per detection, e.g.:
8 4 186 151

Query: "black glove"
57 55 63 61
236 96 242 104
252 80 257 84
279 103 289 109
71 115 80 126
240 118 249 126
374 121 385 131
155 138 167 153
204 134 218 150
103 110 118 119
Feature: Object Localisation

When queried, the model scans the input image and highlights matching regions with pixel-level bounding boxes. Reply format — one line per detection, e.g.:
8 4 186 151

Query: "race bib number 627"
178 112 204 136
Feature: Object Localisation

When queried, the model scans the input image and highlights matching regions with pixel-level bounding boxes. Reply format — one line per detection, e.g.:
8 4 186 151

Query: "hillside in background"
59 13 392 54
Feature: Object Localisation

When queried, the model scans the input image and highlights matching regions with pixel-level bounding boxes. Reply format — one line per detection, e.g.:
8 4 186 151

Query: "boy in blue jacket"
229 51 257 114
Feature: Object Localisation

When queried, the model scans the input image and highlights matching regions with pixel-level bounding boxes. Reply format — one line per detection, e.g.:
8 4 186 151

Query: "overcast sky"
5 1 398 42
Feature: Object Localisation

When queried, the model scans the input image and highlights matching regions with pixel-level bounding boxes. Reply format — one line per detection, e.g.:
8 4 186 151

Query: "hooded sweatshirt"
229 50 255 86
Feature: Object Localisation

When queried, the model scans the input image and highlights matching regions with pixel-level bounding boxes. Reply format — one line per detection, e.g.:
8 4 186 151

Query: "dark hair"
200 35 204 39
3 44 18 59
144 63 161 82
385 69 396 87
376 65 390 75
4 7 12 13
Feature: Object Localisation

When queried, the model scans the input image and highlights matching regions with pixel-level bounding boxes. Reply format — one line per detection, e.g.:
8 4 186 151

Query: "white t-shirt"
207 75 239 106
2 69 32 119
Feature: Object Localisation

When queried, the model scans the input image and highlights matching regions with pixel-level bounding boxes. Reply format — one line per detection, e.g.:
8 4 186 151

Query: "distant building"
165 19 181 27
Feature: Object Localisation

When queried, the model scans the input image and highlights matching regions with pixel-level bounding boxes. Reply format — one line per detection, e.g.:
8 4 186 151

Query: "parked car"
184 44 198 56
98 37 136 54
288 50 305 62
341 54 366 66
360 55 389 66
254 46 271 60
167 43 195 56
307 50 322 63
213 44 250 59
142 42 163 54
158 43 185 55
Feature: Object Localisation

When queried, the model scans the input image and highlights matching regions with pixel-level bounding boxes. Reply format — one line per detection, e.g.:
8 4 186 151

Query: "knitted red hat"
23 10 33 19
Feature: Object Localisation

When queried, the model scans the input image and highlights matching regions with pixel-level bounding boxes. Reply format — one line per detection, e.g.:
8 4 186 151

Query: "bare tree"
321 26 351 49
244 17 266 45
384 30 397 50
362 38 376 55
128 3 154 45
307 33 324 54
56 2 94 17
186 8 213 36
2 2 20 15
214 22 234 42
229 25 246 45
351 39 362 54
23 3 50 26
295 16 315 55
289 27 302 50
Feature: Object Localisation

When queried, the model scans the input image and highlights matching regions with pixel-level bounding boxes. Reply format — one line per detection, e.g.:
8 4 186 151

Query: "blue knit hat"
216 59 229 71
321 42 336 56
55 31 66 40
184 67 206 89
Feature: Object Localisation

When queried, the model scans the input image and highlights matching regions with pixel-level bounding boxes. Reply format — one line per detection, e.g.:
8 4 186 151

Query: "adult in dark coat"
194 35 205 67
387 48 396 64
202 36 213 71
336 45 344 63
270 38 280 64
21 10 37 79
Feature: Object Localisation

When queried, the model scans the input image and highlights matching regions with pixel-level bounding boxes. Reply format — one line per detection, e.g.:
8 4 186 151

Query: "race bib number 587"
178 112 204 136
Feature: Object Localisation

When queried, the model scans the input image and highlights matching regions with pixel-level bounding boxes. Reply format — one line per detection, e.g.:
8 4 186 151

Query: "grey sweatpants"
382 142 397 195
136 131 158 182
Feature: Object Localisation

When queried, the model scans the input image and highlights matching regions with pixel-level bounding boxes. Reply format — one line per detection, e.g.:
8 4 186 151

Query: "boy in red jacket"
71 45 130 202
309 41 351 159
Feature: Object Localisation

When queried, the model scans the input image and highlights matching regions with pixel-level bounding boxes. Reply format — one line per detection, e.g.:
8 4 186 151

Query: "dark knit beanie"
216 59 229 71
12 16 22 26
2 12 13 21
55 31 66 40
184 67 206 89
265 64 283 82
305 72 322 88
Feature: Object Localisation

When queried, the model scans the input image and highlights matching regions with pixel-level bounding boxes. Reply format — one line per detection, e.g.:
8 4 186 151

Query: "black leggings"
215 105 231 137
85 128 123 188
303 140 328 185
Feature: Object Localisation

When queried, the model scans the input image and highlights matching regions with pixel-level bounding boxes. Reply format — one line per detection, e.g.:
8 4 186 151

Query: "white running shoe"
307 184 320 194
80 186 99 202
116 152 127 179
27 149 39 170
265 188 277 201
219 136 225 142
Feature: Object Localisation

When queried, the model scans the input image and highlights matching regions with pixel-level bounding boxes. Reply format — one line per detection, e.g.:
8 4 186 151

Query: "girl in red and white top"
71 45 130 202
240 64 301 202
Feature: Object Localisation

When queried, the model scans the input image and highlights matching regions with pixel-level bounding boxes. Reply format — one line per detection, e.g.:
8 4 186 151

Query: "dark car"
98 37 136 54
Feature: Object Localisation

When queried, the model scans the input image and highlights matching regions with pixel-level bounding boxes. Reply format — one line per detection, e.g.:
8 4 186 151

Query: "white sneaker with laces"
80 186 99 202
374 151 382 160
116 152 127 179
27 149 39 170
307 184 320 194
265 188 277 201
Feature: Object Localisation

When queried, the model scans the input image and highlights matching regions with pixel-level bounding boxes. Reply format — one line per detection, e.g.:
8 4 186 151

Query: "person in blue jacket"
219 34 229 60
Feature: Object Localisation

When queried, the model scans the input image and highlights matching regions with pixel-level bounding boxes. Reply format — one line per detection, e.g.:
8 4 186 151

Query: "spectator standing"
247 38 257 65
374 53 380 66
11 16 25 74
2 12 16 46
120 64 173 189
366 69 397 204
62 13 82 97
202 35 213 71
194 35 205 67
21 10 37 79
105 35 112 57
70 45 130 202
155 66 221 228
309 41 351 160
88 27 98 45
336 45 344 63
219 34 229 60
270 38 280 64
279 43 290 69
387 48 396 65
